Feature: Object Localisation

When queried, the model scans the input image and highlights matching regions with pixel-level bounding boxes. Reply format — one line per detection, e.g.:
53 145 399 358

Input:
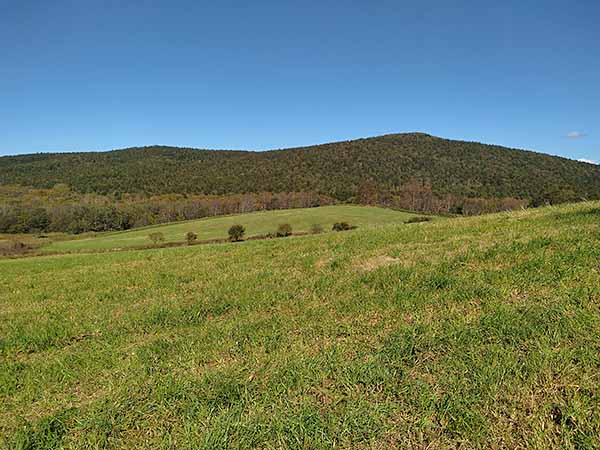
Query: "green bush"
332 222 353 231
310 223 323 234
148 232 165 245
228 224 245 242
276 223 293 237
186 231 198 245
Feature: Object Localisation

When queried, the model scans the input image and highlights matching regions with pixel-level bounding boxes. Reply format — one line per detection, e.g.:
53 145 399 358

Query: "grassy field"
1 202 599 448
41 205 422 253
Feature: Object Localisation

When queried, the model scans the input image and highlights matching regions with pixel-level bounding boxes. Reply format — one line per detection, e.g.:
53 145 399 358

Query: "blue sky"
1 1 598 162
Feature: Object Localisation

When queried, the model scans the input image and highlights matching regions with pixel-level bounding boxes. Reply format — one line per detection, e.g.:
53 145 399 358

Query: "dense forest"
2 133 599 201
1 133 597 233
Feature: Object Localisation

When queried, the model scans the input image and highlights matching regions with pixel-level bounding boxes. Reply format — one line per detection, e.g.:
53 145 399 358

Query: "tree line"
356 179 529 215
0 177 552 235
0 185 333 234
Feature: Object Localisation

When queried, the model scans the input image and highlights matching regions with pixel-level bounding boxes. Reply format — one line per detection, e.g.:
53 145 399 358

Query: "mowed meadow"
1 202 600 448
40 205 420 253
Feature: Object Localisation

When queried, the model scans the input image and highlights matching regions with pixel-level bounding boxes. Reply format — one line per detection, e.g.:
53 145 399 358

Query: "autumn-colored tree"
357 180 379 205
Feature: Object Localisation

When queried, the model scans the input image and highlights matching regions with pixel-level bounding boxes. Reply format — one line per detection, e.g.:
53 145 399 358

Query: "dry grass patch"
356 255 400 272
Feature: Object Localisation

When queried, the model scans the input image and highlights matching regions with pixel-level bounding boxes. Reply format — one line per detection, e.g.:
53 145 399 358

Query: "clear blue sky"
1 1 598 162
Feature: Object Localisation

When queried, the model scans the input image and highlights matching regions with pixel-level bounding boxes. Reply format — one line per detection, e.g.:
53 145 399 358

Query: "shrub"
332 222 352 231
310 223 324 234
148 232 165 245
405 216 432 224
186 231 198 245
228 224 245 242
276 223 292 237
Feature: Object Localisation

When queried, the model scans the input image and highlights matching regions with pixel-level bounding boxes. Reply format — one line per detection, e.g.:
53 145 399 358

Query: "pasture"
41 205 422 253
1 202 599 448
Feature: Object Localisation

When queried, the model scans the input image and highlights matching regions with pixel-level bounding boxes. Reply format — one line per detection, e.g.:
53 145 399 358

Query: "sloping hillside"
2 133 599 201
1 202 599 448
41 205 421 252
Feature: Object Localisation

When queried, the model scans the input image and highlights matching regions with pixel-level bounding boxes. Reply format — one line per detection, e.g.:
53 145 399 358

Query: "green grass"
42 205 422 252
1 202 599 448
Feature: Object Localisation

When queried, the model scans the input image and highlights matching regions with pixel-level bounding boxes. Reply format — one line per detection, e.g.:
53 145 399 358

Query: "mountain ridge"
1 133 599 203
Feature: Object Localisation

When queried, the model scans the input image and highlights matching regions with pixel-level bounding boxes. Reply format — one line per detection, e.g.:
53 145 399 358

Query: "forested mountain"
2 133 599 202
1 133 599 234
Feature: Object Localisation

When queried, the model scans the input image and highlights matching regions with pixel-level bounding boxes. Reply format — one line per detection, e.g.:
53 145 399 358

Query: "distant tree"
228 224 245 241
28 208 50 232
357 180 379 205
530 187 579 207
449 204 464 215
310 223 323 234
276 223 292 237
0 207 18 233
149 232 165 245
186 231 197 245
400 179 434 212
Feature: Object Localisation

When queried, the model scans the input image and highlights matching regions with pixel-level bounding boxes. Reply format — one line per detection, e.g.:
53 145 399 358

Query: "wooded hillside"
2 133 598 202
